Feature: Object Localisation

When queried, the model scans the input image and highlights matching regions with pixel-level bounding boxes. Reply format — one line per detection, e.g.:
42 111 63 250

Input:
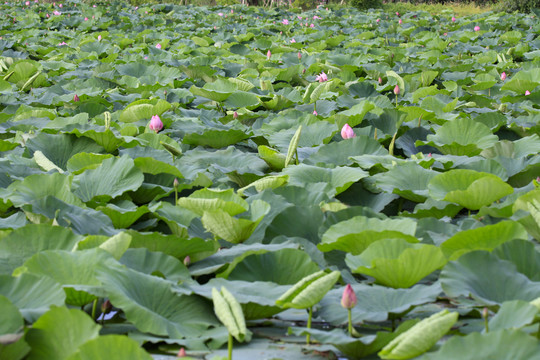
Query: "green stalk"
347 308 353 336
484 316 489 333
306 306 313 345
174 188 178 206
536 323 540 340
228 333 233 360
91 299 98 321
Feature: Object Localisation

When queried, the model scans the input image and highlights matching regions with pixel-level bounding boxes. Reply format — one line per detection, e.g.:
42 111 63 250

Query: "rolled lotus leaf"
276 270 341 309
379 309 458 359
212 287 248 342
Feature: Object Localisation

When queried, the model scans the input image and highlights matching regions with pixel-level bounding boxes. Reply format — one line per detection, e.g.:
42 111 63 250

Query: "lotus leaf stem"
347 308 353 336
306 306 313 345
91 299 98 321
228 333 233 360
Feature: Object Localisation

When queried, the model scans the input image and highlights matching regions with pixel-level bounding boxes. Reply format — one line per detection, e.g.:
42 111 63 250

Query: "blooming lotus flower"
443 32 447 36
267 50 271 60
53 10 61 15
282 19 289 25
25 1 29 5
73 94 80 102
500 72 506 81
313 110 318 116
58 3 62 7
474 25 480 31
394 85 400 95
58 41 67 46
396 11 399 16
149 115 163 132
526 90 531 95
310 23 314 28
298 15 302 19
290 38 296 43
98 35 101 41
231 9 233 13
93 4 96 7
156 43 161 49
341 284 357 309
451 16 456 22
341 124 356 139
46 13 49 17
84 17 88 21
316 71 328 82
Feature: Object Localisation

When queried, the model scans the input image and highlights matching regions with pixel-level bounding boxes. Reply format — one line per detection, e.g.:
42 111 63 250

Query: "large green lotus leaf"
337 101 375 128
189 278 290 320
257 145 287 171
188 242 300 276
126 230 219 262
223 91 260 108
318 282 442 325
149 201 196 238
201 200 270 244
177 188 248 216
346 239 447 288
266 121 335 152
282 164 368 197
67 128 140 153
119 99 171 123
304 135 387 167
66 335 151 360
440 221 528 260
420 330 540 360
502 68 540 93
493 240 540 281
119 248 191 285
25 133 105 171
372 162 438 202
0 224 82 275
0 295 24 336
19 249 114 306
25 307 100 360
5 60 43 89
183 129 251 149
72 155 144 203
488 300 539 332
421 117 498 156
428 169 513 210
7 173 84 208
0 273 65 322
96 265 218 338
319 216 418 254
66 153 114 174
190 78 238 102
289 320 417 360
440 251 540 305
379 310 458 360
219 248 320 284
96 201 149 229
132 157 183 179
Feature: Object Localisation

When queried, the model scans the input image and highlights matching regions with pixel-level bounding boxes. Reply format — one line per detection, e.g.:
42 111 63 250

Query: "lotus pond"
2 1 540 359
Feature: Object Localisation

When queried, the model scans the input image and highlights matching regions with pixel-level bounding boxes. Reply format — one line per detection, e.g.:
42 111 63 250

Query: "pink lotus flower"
341 124 356 139
156 43 161 49
394 85 400 95
396 11 399 16
298 15 302 20
58 41 67 46
443 32 447 36
73 94 80 102
525 90 531 96
316 71 328 82
98 35 101 41
398 19 402 25
451 16 456 22
378 77 382 84
46 13 49 17
58 3 62 7
341 284 357 309
313 15 321 19
313 110 318 116
93 4 96 7
266 50 271 60
25 1 29 5
376 18 380 23
233 111 238 119
298 52 302 60
474 25 480 31
310 23 314 28
149 115 163 132
177 348 186 357
218 12 223 16
282 19 289 25
230 9 233 13
84 17 88 21
290 38 296 43
500 72 506 81
53 10 61 15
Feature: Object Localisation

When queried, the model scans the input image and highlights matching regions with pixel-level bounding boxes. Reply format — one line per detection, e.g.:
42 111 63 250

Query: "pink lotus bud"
310 23 314 28
218 12 223 16
177 348 186 357
58 3 62 7
267 50 271 60
428 153 432 157
315 71 328 82
394 85 400 95
396 11 399 16
149 115 163 132
378 77 382 84
482 307 488 319
474 25 480 32
53 10 61 15
398 19 402 25
183 256 190 266
93 4 96 7
233 111 238 119
282 19 289 25
73 94 80 102
298 52 302 60
537 177 540 182
500 72 506 81
25 1 29 5
526 90 531 95
313 110 318 116
443 32 447 36
156 43 161 49
451 16 456 22
46 13 49 17
341 284 357 309
290 38 296 43
376 18 380 23
84 17 88 21
101 299 112 314
98 35 101 41
341 124 356 139
173 178 179 189
231 9 233 13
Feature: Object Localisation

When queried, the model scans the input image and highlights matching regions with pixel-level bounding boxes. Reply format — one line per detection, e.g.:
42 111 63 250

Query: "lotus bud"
526 90 531 96
341 284 357 309
398 19 402 25
376 18 380 23
183 255 190 266
156 43 161 49
149 115 163 133
313 110 318 116
173 178 179 189
73 94 80 102
394 85 400 95
396 11 399 16
378 77 382 84
341 123 356 139
500 72 506 81
267 50 271 60
98 34 101 41
451 16 456 22
177 348 186 357
298 52 302 60
101 299 112 314
233 111 238 119
482 307 488 319
474 25 480 32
